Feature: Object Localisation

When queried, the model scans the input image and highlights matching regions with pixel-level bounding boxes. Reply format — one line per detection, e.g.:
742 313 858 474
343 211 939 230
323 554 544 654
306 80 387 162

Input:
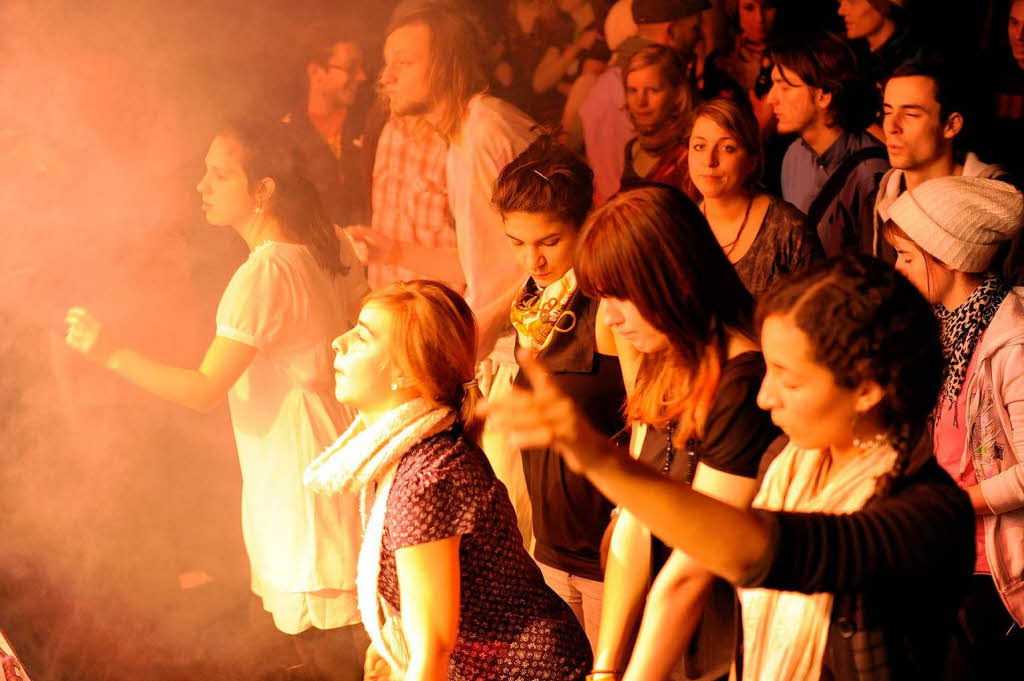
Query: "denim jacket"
962 289 1024 625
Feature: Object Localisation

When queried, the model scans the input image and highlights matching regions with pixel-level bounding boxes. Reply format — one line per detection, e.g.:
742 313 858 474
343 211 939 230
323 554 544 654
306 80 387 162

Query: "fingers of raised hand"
64 307 100 353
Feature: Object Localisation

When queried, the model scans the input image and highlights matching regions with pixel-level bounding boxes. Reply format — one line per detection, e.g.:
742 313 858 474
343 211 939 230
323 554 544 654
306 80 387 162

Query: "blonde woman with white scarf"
305 280 592 681
484 255 977 681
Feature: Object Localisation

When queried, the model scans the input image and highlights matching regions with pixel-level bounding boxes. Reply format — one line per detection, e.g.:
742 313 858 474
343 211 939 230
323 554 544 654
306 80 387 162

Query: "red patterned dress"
378 426 591 680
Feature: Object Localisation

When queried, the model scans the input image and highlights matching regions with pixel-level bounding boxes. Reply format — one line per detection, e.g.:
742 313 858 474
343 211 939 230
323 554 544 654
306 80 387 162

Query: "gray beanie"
888 177 1024 272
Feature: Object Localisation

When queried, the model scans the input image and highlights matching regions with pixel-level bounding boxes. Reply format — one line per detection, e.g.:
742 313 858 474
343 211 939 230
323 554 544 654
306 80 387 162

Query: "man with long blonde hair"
348 1 538 547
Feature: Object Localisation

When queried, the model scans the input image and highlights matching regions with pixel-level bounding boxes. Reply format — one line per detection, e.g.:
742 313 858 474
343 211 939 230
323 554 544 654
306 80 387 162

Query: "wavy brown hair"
576 184 755 446
363 280 483 442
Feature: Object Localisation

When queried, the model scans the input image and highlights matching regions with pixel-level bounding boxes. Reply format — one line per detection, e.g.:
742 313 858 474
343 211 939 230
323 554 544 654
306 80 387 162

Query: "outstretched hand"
478 350 616 473
64 307 116 364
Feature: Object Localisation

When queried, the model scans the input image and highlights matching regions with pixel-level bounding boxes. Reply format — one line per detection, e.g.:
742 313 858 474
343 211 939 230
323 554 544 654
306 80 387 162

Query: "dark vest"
513 289 626 580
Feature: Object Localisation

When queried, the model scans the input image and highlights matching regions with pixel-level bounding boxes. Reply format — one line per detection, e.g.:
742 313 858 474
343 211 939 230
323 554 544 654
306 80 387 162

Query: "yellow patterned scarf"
511 269 578 353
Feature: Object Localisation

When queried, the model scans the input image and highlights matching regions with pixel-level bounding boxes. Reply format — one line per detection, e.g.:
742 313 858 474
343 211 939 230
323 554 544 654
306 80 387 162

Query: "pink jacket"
961 289 1024 624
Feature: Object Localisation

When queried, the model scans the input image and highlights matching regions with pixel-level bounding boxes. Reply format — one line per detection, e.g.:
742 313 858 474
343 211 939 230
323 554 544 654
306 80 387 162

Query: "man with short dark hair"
579 0 709 203
872 60 1010 257
283 29 370 228
767 32 889 256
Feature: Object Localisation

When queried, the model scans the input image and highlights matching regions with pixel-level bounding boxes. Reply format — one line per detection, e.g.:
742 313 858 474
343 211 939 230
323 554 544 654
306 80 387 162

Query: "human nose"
602 299 624 325
528 246 545 270
708 146 720 168
196 173 208 194
756 374 777 411
332 333 350 356
379 63 396 87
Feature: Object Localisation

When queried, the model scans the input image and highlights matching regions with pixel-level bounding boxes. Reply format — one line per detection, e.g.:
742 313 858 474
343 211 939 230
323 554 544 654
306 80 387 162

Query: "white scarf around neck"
303 398 455 673
738 440 897 681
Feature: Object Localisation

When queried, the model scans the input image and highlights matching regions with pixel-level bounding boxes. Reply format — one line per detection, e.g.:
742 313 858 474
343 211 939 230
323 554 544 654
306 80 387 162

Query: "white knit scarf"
303 398 455 674
738 441 897 681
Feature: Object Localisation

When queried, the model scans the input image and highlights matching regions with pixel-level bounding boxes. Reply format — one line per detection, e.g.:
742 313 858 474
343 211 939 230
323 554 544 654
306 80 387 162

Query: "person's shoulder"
462 95 535 138
767 196 806 223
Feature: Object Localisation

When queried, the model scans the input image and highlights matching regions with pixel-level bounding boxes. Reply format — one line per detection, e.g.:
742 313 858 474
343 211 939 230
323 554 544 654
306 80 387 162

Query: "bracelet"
586 671 621 681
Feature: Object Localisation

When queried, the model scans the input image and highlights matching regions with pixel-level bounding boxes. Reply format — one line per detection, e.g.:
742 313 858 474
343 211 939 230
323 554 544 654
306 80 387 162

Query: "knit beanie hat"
888 177 1024 272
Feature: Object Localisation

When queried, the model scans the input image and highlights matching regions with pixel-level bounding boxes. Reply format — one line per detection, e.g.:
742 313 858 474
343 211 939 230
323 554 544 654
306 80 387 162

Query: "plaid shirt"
368 115 456 290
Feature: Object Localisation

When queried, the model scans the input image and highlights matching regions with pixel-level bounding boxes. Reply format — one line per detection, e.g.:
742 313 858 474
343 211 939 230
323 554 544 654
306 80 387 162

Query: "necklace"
704 194 755 258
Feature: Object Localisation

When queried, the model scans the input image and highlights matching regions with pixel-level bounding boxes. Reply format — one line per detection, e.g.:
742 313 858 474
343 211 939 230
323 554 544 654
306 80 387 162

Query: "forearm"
404 648 453 681
106 348 225 412
594 514 651 671
585 449 770 584
533 47 580 93
395 244 465 285
624 573 715 681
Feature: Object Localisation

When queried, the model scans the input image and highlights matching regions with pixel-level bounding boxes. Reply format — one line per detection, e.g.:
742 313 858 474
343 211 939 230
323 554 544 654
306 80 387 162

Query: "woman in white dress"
64 120 370 680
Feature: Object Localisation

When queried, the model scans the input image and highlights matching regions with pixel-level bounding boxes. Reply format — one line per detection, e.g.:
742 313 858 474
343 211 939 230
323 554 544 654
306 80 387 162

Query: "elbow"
188 390 226 414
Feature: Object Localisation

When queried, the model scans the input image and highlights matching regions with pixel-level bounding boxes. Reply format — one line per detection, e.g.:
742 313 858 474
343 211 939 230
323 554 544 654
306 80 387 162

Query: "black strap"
805 146 887 232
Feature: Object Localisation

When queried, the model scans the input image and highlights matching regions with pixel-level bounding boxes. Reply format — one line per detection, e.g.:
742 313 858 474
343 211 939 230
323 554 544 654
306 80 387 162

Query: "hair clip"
532 168 551 183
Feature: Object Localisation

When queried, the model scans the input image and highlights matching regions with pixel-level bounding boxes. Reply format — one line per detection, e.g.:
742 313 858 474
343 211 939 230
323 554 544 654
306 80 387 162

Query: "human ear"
254 177 276 203
943 112 964 140
853 380 885 414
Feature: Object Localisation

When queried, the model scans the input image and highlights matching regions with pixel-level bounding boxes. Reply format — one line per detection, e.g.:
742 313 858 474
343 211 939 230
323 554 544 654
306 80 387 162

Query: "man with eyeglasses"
283 28 371 229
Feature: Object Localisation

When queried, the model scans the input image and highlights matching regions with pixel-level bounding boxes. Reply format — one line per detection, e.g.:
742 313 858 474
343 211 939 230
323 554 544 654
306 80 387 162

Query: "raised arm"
65 307 256 412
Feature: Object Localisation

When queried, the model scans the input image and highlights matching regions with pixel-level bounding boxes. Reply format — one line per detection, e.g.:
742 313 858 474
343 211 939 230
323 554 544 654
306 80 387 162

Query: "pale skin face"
332 303 406 413
309 42 367 110
882 75 961 171
837 0 889 43
625 64 676 132
1010 1 1024 69
757 314 882 451
888 231 953 305
196 136 257 229
688 115 756 199
381 23 434 117
503 211 578 288
600 298 670 354
765 65 828 135
737 0 776 43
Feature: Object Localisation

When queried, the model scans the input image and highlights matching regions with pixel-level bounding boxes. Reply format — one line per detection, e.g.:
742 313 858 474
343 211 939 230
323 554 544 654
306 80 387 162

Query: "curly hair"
756 254 943 497
491 134 594 228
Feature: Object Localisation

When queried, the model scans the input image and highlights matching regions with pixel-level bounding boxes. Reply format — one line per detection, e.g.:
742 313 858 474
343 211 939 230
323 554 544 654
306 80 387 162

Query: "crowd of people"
54 0 1024 680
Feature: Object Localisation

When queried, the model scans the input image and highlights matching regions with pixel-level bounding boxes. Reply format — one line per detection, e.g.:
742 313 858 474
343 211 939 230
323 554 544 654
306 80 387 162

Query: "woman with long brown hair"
689 97 822 296
620 45 700 202
305 280 592 681
550 184 780 681
64 119 370 679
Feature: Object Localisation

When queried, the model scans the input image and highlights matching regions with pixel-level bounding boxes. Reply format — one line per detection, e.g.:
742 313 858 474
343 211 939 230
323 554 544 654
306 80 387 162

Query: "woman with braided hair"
492 136 627 651
484 253 977 680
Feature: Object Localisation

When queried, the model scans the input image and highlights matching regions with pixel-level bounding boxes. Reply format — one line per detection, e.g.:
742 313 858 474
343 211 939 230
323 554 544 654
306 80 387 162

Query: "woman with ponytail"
65 120 370 678
305 280 591 681
485 254 977 681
